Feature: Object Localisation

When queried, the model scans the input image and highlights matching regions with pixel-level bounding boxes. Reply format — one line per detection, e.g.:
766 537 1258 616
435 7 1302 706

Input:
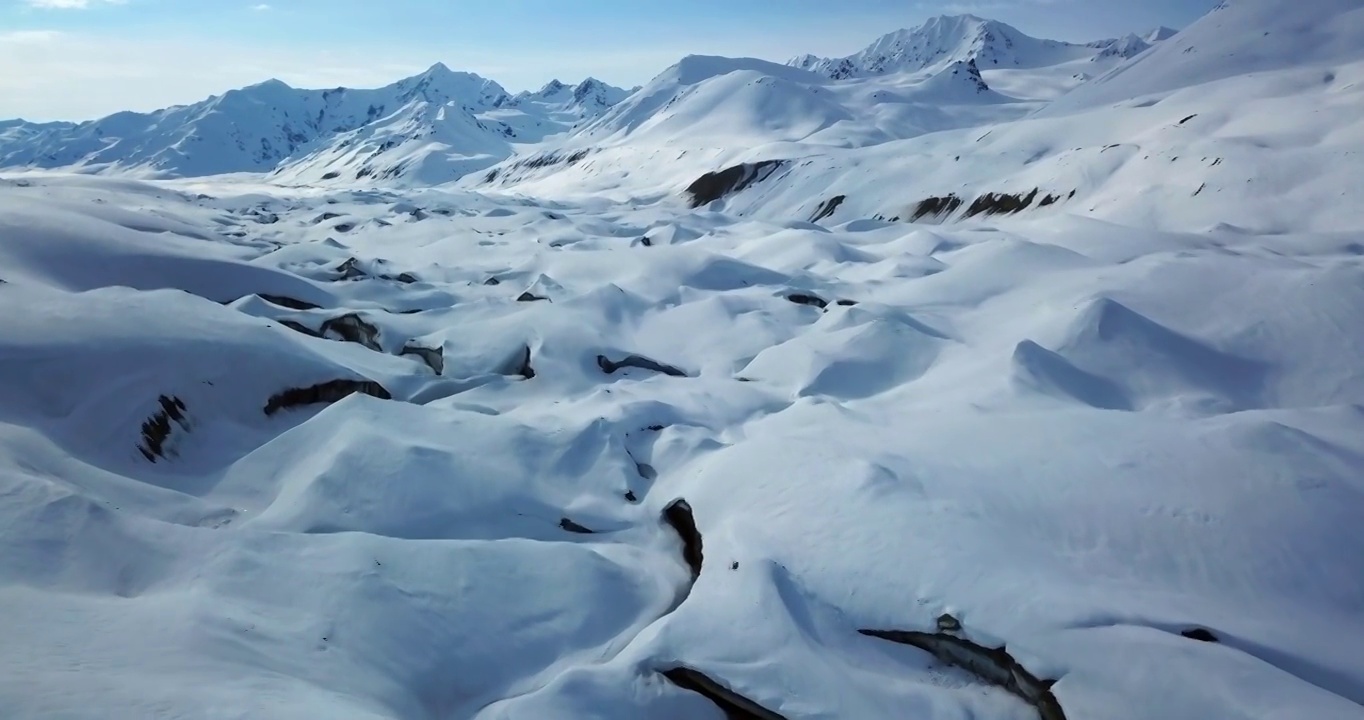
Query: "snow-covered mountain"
0 65 628 184
508 77 633 117
791 14 1125 79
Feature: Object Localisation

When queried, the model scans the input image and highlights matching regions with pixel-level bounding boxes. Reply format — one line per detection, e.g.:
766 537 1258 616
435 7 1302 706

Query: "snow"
3 0 1364 718
0 67 629 185
790 14 1120 79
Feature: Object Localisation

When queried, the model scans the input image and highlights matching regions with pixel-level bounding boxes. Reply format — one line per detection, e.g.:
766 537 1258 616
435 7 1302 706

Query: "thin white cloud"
23 0 125 8
251 3 271 10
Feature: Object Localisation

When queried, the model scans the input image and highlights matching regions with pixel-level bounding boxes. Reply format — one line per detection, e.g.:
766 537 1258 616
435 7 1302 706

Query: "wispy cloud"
251 3 271 10
23 0 125 8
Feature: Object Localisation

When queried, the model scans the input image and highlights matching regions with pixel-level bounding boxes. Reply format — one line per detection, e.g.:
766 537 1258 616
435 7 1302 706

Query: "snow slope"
1049 0 1364 112
478 54 1023 198
3 1 1364 719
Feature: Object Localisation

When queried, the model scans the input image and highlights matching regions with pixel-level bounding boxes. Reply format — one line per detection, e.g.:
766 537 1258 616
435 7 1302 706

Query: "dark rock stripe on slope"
654 501 787 718
399 343 445 375
810 195 846 222
598 354 689 378
860 615 1067 720
138 395 190 462
909 188 1075 222
663 499 703 580
263 379 392 416
685 160 787 208
660 667 789 720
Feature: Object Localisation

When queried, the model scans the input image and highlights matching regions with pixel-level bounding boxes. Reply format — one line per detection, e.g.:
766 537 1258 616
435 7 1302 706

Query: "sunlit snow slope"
2 1 1364 719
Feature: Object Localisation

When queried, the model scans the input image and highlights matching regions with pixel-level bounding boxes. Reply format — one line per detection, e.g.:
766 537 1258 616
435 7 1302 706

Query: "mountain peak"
921 13 989 27
539 79 568 94
422 62 455 77
792 13 1113 79
243 78 294 92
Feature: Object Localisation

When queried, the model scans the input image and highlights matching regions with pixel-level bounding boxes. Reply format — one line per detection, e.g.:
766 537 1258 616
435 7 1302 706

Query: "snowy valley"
2 1 1364 719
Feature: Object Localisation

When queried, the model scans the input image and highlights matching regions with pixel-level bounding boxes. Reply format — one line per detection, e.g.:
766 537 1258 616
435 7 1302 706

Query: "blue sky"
1 0 1215 121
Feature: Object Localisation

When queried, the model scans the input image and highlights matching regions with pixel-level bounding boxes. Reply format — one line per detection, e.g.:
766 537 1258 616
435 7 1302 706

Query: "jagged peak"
789 13 1070 79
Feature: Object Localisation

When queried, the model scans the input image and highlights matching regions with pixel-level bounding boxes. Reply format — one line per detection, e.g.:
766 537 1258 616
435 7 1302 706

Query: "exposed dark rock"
597 354 688 378
730 561 739 570
646 424 666 432
516 291 548 303
1179 114 1198 125
685 160 786 208
639 236 653 247
321 171 341 180
636 462 658 480
937 613 962 632
392 272 418 284
559 517 595 534
836 299 859 307
258 294 321 311
278 319 322 338
500 345 536 380
860 624 1067 720
400 343 444 375
660 667 787 720
320 313 382 352
963 188 1040 218
334 223 355 233
335 258 367 280
810 194 847 222
510 149 591 171
1181 627 1219 643
911 194 965 221
786 293 829 309
663 499 703 580
1038 193 1063 207
624 490 638 503
263 379 392 416
313 212 343 224
483 277 501 286
138 395 189 462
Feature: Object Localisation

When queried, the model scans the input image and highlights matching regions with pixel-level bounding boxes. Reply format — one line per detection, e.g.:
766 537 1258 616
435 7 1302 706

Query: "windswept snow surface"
4 1 1364 719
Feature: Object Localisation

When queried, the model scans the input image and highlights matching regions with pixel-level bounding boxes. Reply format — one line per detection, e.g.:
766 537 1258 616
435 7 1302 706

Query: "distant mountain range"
788 14 1168 79
0 66 630 183
0 14 1175 185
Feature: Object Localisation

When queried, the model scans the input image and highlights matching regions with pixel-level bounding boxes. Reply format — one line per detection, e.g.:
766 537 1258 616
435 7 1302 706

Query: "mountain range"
0 14 1168 185
0 66 630 182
